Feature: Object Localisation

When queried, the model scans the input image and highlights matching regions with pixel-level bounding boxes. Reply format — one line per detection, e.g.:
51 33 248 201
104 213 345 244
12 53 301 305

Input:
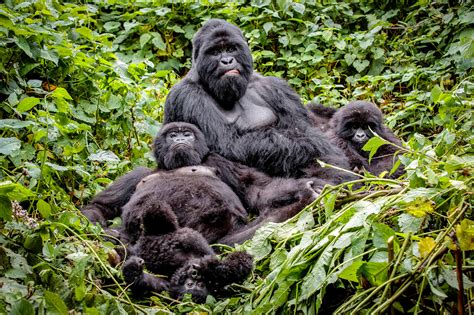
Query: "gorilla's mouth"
224 69 240 75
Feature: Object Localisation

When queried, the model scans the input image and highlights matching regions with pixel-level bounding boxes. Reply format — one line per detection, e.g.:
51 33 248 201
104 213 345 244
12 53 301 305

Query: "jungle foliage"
0 0 472 314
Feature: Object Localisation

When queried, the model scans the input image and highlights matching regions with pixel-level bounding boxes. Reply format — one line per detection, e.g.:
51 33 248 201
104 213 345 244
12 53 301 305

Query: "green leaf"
10 298 34 315
14 36 33 58
372 223 395 249
431 85 442 103
339 260 364 282
263 22 273 34
151 33 166 50
140 33 152 48
0 119 35 129
44 291 68 315
52 87 72 100
353 59 370 73
103 21 121 31
76 26 94 40
17 97 40 113
0 195 12 221
37 200 52 218
362 136 388 161
0 137 21 156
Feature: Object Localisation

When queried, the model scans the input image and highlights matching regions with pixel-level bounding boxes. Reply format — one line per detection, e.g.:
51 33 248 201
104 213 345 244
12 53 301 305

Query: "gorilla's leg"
82 167 154 226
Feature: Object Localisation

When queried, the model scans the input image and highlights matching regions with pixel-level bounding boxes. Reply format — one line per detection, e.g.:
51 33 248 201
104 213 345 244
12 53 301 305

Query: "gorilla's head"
153 122 209 170
191 19 253 107
331 101 384 151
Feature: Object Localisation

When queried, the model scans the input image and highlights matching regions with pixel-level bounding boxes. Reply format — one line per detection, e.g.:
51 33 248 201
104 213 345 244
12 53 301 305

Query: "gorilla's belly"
219 88 277 130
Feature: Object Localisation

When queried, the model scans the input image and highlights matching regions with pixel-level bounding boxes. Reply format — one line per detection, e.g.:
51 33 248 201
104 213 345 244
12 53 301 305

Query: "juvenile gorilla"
164 19 352 179
83 122 320 245
328 101 405 178
122 204 253 302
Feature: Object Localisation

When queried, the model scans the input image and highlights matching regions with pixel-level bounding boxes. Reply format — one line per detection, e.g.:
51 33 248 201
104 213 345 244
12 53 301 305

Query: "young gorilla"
125 122 321 245
122 203 253 302
328 101 405 178
83 122 320 245
164 19 353 181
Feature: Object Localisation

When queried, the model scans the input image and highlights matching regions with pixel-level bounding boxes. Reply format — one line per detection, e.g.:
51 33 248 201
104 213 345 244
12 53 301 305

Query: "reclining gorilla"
122 202 253 302
82 122 321 245
325 101 405 178
164 19 353 181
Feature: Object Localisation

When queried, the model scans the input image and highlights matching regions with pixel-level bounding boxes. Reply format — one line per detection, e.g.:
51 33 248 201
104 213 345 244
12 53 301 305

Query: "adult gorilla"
164 19 350 178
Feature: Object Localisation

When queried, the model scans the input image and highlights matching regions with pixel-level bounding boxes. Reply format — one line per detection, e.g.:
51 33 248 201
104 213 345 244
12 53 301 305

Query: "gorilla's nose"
221 57 234 65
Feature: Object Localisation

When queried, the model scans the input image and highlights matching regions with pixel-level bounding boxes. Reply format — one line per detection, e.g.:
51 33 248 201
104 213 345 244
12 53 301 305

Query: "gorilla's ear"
142 201 179 235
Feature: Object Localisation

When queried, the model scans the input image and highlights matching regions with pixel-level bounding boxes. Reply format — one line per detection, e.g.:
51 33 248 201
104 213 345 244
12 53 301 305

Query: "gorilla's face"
340 120 377 147
153 122 209 170
193 20 253 107
333 101 384 151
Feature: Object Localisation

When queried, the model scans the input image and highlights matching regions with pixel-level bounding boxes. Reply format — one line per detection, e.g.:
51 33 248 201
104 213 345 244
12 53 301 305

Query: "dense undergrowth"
0 0 473 314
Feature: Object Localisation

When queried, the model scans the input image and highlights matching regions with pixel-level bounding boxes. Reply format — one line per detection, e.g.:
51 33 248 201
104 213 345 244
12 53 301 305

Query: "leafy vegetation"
0 0 472 313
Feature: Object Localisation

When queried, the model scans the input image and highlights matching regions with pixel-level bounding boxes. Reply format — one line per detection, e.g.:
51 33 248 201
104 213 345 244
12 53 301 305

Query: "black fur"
83 122 321 246
164 19 351 178
122 166 248 244
123 205 253 302
328 101 405 178
306 102 337 132
81 167 154 227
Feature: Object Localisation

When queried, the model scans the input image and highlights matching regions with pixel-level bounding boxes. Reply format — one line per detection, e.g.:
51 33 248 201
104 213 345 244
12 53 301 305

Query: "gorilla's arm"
123 256 169 295
218 183 318 245
81 167 155 226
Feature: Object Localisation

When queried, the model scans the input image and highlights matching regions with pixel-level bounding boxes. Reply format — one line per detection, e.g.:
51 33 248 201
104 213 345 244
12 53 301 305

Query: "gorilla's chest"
218 88 277 131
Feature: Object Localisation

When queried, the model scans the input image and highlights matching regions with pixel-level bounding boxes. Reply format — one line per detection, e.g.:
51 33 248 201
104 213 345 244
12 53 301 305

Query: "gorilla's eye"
197 282 205 289
183 131 193 137
168 132 178 138
226 46 236 53
185 280 194 288
210 48 221 56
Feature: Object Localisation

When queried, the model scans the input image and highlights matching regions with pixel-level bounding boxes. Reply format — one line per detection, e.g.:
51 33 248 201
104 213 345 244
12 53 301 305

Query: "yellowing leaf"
419 237 436 258
456 219 474 251
404 197 435 218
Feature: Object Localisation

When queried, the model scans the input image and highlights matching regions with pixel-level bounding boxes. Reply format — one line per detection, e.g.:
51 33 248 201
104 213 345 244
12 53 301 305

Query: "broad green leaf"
339 260 364 282
372 223 395 249
0 137 21 155
353 59 370 73
17 97 40 112
263 22 273 34
151 33 166 50
14 36 33 58
52 87 72 100
76 26 94 40
140 33 152 48
10 298 34 315
44 291 68 315
362 136 388 161
431 85 442 103
0 195 12 221
37 200 51 218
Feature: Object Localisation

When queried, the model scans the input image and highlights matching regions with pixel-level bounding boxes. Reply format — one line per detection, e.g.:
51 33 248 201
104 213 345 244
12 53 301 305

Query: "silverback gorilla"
164 19 351 179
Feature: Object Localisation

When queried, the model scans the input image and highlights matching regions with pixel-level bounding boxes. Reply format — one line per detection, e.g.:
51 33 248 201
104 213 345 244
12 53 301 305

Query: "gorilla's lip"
224 69 240 75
